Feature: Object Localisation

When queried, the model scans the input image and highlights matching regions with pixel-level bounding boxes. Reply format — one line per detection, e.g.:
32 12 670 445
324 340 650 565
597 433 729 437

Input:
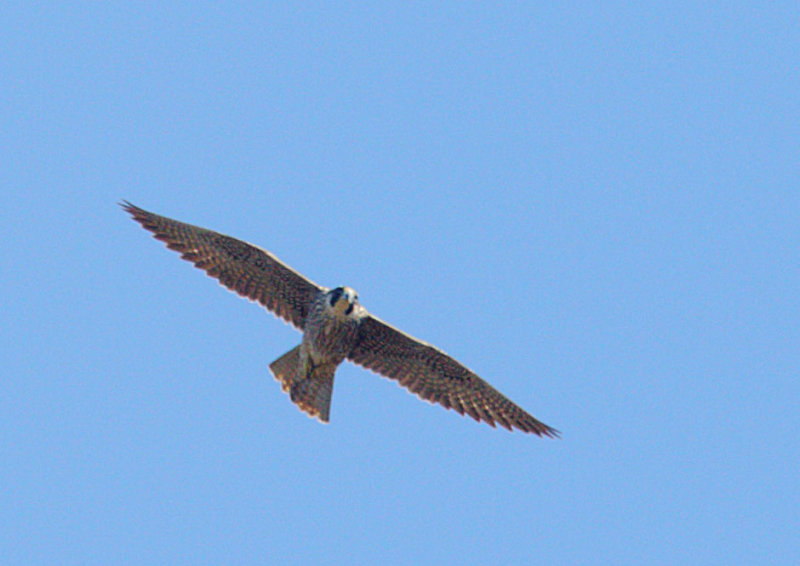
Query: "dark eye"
329 287 343 306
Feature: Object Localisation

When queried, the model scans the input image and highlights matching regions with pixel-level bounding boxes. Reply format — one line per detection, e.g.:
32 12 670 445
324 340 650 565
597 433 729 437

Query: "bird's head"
327 286 359 317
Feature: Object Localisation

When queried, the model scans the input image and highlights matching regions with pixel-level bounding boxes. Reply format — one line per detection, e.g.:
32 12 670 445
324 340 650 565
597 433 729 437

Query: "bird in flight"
122 202 558 437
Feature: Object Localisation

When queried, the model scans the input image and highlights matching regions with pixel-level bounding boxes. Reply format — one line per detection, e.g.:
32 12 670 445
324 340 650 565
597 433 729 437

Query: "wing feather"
121 201 323 329
347 314 559 437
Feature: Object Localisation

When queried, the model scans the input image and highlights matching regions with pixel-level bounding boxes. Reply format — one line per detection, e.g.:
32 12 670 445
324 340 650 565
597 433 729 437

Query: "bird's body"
275 287 363 422
304 286 363 366
122 202 558 437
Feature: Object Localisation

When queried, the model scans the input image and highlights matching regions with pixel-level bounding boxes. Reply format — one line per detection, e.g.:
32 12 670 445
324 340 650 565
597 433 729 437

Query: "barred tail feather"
291 363 336 423
269 346 336 423
269 345 302 392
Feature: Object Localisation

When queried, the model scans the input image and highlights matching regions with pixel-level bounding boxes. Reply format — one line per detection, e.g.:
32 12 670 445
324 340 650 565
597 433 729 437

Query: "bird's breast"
303 309 360 364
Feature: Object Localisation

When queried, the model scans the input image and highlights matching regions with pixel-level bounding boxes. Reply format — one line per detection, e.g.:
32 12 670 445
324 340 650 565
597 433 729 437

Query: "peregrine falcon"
122 202 558 437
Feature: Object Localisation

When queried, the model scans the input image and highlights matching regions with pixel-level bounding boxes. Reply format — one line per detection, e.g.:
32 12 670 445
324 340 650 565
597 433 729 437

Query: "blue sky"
2 3 798 564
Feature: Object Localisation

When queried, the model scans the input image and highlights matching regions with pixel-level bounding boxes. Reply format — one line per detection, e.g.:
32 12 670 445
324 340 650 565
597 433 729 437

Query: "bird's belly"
304 316 359 366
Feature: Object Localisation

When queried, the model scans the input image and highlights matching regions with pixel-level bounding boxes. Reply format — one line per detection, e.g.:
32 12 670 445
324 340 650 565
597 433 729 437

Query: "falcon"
122 202 558 437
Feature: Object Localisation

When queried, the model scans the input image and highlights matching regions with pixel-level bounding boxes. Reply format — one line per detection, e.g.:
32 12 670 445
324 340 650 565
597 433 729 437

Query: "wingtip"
119 199 138 214
537 424 561 439
512 415 560 438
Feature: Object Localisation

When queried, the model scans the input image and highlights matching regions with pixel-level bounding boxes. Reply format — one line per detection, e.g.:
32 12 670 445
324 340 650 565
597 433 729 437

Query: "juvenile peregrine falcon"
122 202 558 437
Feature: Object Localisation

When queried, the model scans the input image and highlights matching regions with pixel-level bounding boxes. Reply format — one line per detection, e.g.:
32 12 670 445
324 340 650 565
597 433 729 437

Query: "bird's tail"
269 345 336 423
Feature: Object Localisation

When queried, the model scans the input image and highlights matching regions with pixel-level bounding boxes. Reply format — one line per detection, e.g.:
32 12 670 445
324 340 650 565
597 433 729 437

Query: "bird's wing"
122 201 323 329
347 314 559 437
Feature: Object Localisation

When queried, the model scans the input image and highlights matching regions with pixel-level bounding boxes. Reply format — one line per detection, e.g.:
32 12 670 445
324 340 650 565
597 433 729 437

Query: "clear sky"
2 3 798 565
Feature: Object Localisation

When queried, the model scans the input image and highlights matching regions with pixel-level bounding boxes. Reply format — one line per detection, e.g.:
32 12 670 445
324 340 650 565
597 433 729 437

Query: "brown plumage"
122 201 559 437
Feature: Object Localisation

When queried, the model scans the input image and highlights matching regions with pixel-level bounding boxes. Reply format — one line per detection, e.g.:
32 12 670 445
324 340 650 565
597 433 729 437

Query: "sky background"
2 3 798 565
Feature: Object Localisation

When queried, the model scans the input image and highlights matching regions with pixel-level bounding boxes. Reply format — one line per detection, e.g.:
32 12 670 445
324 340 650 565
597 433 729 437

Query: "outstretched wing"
347 314 559 437
122 201 323 329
